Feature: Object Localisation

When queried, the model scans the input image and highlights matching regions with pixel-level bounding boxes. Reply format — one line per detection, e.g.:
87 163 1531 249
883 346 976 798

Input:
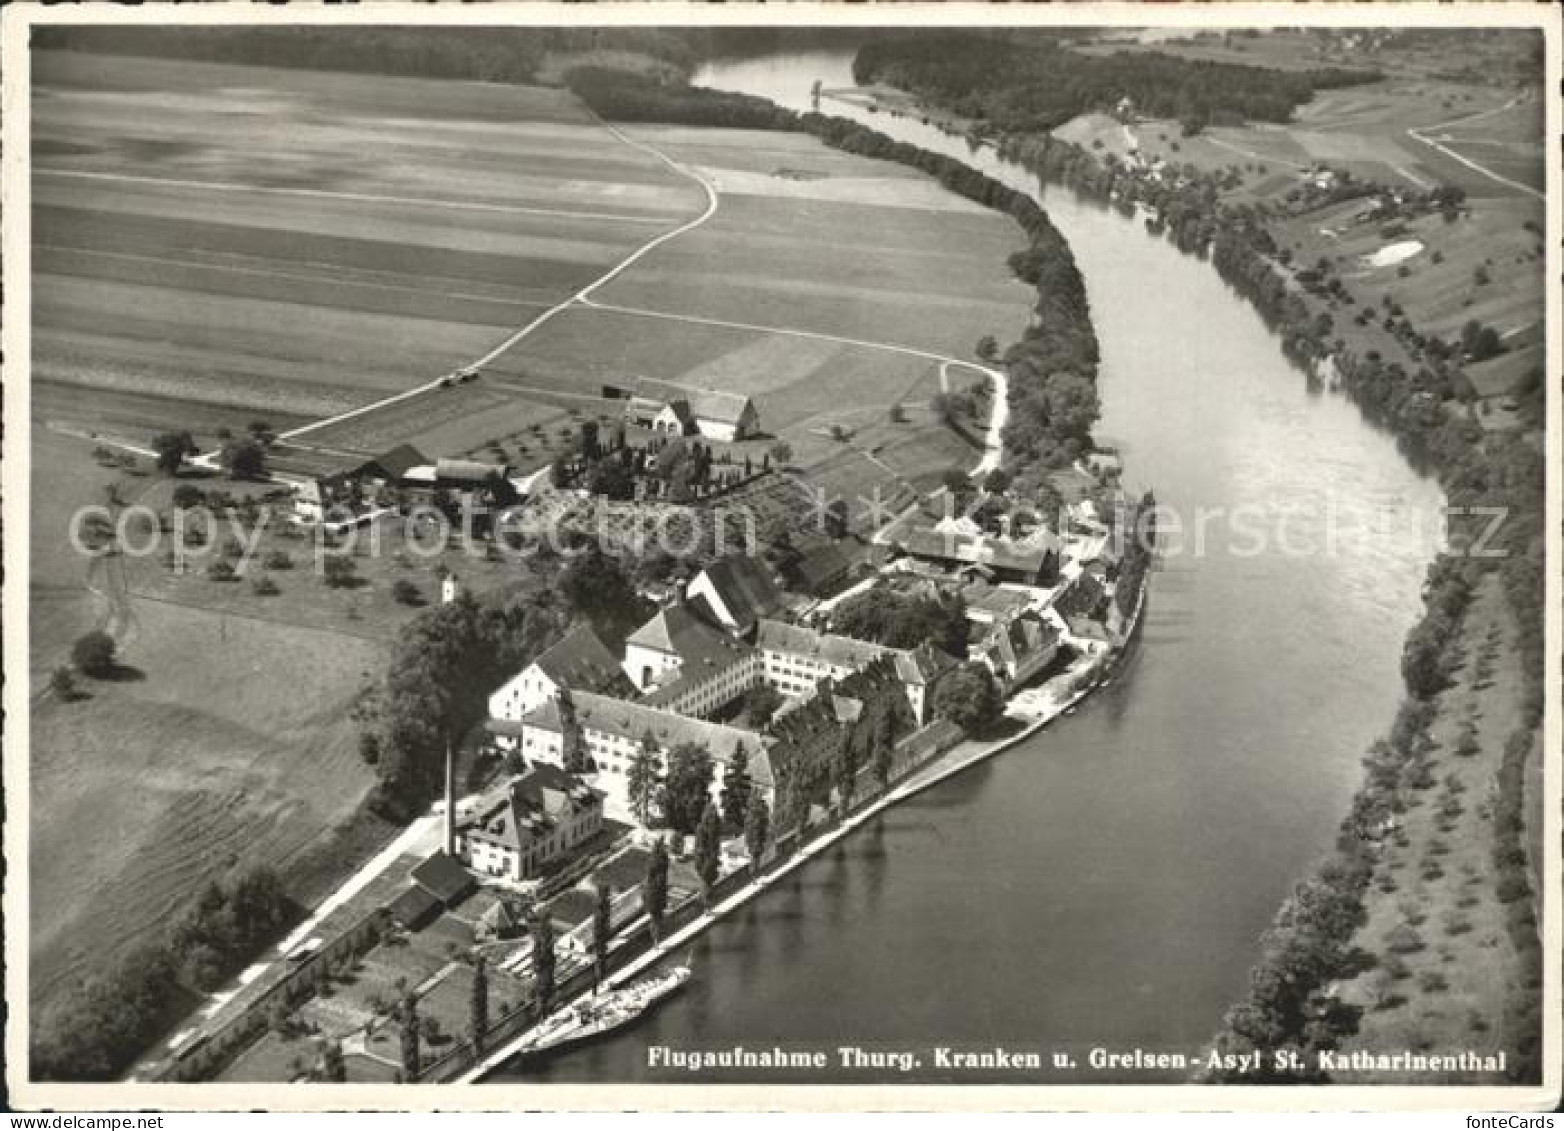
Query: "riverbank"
463 577 1148 1083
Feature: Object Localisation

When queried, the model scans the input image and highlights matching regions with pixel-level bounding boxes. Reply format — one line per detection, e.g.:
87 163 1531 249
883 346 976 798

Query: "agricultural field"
482 124 1033 516
31 50 705 451
1332 577 1536 1079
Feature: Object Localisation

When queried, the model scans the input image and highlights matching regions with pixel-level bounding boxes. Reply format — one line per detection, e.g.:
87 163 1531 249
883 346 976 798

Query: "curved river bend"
498 50 1445 1084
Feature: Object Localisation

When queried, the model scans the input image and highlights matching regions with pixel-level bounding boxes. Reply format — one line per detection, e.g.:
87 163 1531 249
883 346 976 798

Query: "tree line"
35 27 701 86
32 867 294 1081
853 31 1380 135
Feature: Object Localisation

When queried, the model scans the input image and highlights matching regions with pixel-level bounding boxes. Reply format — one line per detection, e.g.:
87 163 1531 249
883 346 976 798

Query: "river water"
497 49 1445 1084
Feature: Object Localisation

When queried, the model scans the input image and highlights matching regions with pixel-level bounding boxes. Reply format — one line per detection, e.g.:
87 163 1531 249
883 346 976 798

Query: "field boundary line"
1405 94 1543 202
275 121 718 449
573 299 1008 476
35 167 685 225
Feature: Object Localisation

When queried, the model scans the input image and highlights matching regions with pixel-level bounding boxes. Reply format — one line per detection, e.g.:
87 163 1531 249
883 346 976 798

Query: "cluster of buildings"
455 493 1127 885
615 377 762 444
291 442 518 528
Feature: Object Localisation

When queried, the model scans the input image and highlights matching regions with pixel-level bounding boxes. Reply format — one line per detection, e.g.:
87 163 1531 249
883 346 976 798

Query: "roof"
898 528 1057 576
463 765 604 854
387 884 442 928
756 619 892 671
695 554 785 628
480 899 524 934
782 539 855 591
1066 615 1111 642
960 579 1034 619
892 641 960 686
521 691 773 787
627 597 754 676
981 612 1059 669
410 852 476 905
531 624 634 696
357 443 428 482
625 395 691 426
633 377 754 427
436 457 507 484
1054 571 1108 619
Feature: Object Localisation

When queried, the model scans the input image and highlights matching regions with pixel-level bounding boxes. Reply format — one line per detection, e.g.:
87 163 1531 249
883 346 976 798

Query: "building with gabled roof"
354 443 429 486
623 377 760 443
686 554 785 636
488 623 636 729
756 619 955 724
974 610 1061 691
409 851 476 907
457 764 605 882
896 526 1060 586
515 689 774 819
622 594 758 706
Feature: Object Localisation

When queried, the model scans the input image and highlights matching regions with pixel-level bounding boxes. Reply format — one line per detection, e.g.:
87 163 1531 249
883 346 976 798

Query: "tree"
591 882 613 987
871 707 895 792
975 334 999 361
888 402 907 424
693 801 722 908
743 682 783 730
744 798 771 878
171 483 205 510
720 744 753 833
627 733 662 825
219 438 267 481
933 663 1004 734
660 743 714 835
643 837 670 943
399 994 421 1080
50 665 81 702
322 555 357 589
983 467 1012 495
940 465 971 499
151 431 196 476
833 732 859 814
560 543 646 648
72 630 117 678
321 1040 346 1083
529 912 556 1011
391 578 423 606
768 441 793 468
469 956 489 1055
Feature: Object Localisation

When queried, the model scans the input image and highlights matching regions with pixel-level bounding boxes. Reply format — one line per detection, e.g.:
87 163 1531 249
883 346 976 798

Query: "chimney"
444 736 456 857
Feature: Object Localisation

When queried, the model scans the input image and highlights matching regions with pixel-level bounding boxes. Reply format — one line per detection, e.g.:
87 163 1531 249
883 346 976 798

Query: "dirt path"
1406 95 1543 202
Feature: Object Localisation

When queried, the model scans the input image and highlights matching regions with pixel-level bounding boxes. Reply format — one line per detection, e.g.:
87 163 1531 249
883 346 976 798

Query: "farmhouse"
623 377 760 443
352 443 429 488
685 553 786 636
488 623 634 727
896 527 1060 587
515 690 774 814
457 765 605 882
781 539 857 597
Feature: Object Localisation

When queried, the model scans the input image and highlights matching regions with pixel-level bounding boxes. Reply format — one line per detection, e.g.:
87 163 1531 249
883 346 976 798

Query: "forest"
853 31 1381 133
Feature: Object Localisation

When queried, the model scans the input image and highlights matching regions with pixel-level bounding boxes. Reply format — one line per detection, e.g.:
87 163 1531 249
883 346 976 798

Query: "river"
495 49 1445 1085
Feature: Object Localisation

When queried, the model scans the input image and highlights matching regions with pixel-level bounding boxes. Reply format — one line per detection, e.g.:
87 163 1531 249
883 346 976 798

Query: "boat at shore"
523 963 693 1056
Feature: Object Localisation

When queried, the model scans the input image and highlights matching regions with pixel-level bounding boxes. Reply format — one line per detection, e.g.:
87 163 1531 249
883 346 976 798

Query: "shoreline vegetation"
27 28 1540 1086
847 32 1544 1083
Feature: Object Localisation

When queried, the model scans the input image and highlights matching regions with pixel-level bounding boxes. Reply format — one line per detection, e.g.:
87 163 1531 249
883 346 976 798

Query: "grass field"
30 593 384 1014
31 50 705 449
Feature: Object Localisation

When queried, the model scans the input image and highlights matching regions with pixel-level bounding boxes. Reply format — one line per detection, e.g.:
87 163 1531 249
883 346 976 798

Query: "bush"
265 550 294 570
208 560 237 582
72 631 117 678
391 579 423 607
252 575 280 597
